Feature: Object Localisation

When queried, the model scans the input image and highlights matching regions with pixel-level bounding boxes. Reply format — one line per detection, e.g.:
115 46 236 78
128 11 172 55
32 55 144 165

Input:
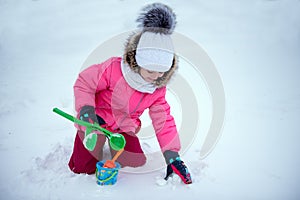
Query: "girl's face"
139 68 164 83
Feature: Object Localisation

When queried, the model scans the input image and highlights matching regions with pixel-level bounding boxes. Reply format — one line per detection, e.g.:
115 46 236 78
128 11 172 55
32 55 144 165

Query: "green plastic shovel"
53 108 126 151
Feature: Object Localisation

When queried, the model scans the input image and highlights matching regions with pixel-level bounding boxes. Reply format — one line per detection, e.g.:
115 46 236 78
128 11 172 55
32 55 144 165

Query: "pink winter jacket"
74 57 181 153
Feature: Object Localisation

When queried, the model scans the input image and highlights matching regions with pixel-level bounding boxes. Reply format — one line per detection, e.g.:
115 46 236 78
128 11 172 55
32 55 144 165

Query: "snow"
1 0 300 199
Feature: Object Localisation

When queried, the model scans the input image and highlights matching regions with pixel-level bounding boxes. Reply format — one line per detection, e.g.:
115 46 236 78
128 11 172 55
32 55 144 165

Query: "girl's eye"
147 70 164 74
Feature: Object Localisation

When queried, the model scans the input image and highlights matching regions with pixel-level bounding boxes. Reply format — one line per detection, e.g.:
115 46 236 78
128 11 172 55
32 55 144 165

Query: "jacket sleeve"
73 59 112 113
149 88 181 153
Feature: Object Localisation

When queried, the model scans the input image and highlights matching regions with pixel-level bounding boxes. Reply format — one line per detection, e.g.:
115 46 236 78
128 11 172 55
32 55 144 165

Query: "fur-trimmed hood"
123 31 178 88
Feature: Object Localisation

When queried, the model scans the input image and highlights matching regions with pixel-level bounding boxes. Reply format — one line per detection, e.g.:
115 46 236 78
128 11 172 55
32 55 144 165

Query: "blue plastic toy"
96 160 121 186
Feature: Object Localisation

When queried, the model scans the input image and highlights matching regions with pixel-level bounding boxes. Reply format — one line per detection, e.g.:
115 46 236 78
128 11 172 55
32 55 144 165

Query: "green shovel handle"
52 108 126 150
53 108 111 137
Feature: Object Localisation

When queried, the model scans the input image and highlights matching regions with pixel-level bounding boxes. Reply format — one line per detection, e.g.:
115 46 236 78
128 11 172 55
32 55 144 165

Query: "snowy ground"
1 0 300 199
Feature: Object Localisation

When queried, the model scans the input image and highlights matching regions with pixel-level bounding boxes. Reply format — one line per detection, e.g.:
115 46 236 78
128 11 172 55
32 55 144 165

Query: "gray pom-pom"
136 3 176 34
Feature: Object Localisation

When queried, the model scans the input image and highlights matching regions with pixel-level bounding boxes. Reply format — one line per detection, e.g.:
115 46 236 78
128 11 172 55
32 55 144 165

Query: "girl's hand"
163 150 192 184
79 105 98 124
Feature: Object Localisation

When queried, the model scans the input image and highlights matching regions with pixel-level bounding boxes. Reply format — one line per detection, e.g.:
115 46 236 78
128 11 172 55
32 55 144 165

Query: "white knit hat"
134 3 176 72
135 32 174 72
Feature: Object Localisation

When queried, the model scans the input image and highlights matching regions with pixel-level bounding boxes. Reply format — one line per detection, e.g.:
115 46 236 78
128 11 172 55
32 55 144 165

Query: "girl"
68 3 192 184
